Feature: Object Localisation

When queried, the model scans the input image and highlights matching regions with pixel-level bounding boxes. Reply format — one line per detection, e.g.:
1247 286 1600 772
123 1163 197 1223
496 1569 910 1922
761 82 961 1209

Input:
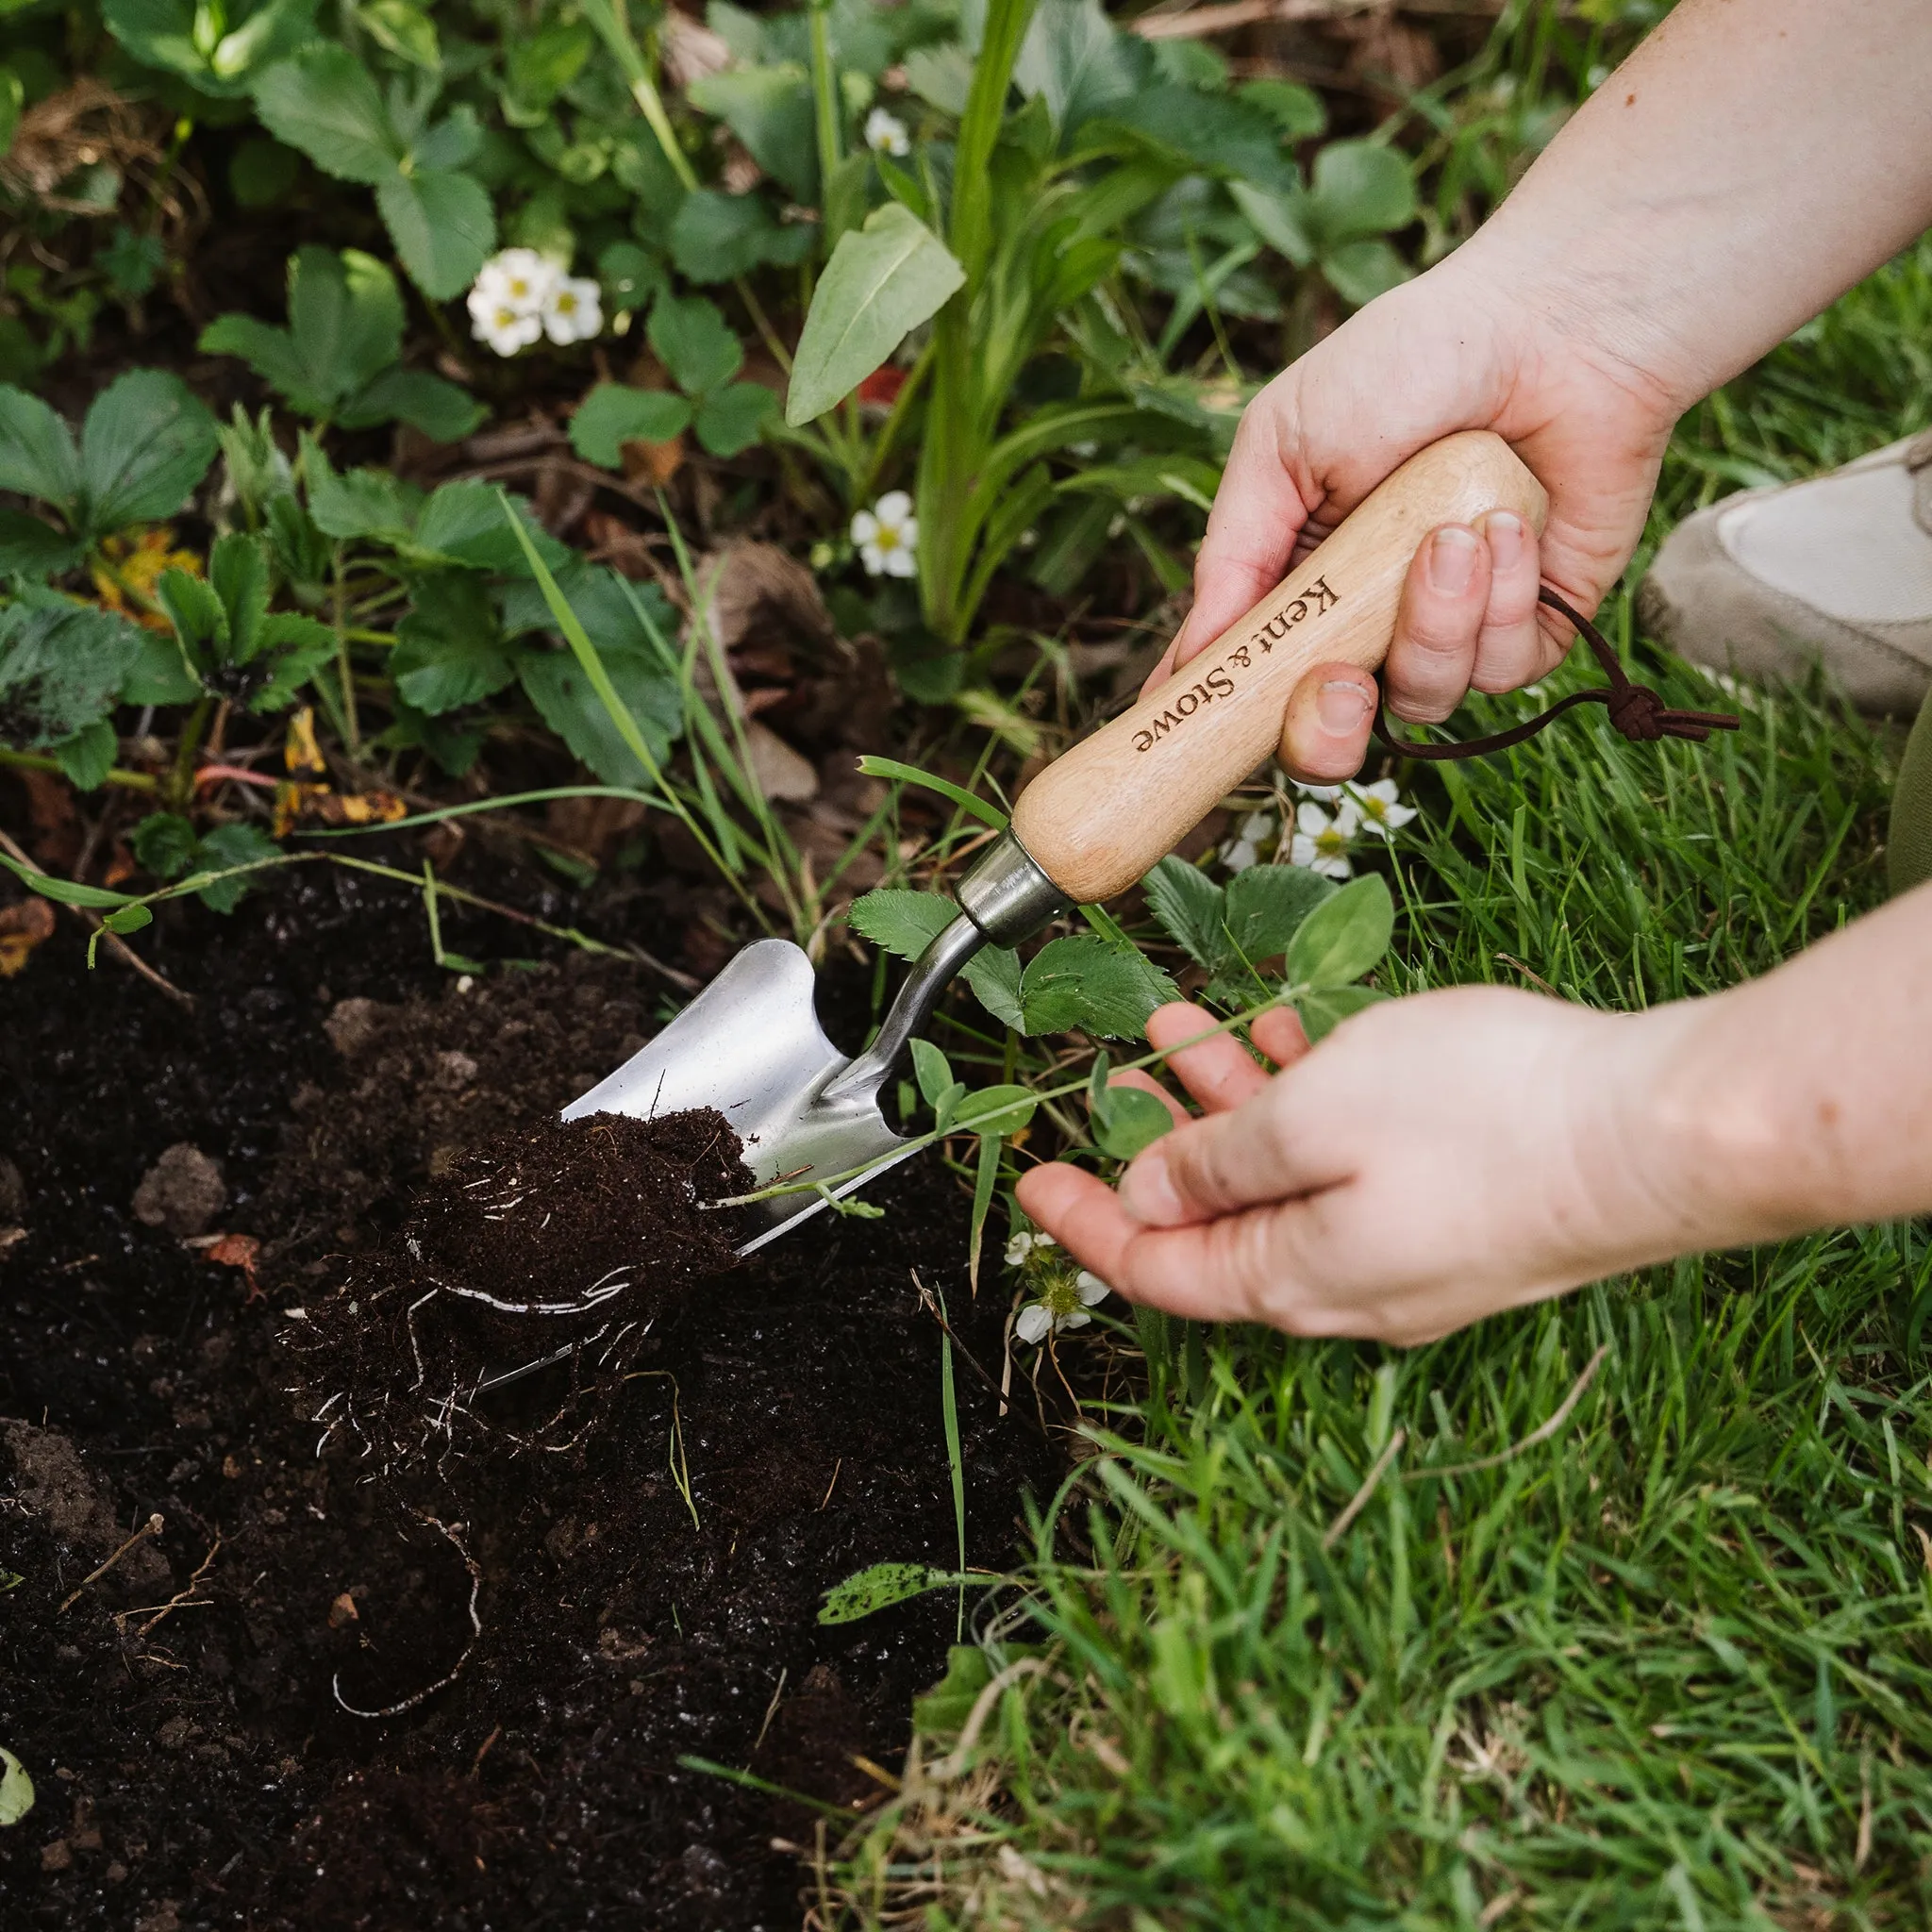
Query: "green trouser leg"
1889 686 1932 895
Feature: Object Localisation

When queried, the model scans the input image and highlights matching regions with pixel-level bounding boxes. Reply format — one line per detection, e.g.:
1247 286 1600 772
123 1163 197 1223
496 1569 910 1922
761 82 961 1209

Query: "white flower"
1347 777 1416 840
469 247 558 319
1290 797 1359 879
1294 780 1344 803
865 108 910 156
1004 1230 1057 1269
1015 1270 1109 1345
851 490 918 578
1220 808 1275 874
541 275 603 345
470 298 543 358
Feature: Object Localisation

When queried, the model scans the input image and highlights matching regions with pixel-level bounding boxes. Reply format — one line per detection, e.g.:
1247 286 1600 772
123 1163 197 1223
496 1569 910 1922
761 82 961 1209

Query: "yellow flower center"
875 525 901 550
1315 826 1347 855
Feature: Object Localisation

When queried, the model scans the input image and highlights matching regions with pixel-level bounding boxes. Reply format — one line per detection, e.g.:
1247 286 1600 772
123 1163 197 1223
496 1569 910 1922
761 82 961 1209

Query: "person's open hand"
1015 991 1708 1346
1146 249 1679 783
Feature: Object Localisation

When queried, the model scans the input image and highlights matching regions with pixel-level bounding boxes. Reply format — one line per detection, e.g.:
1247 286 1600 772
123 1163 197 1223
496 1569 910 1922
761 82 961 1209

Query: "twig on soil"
0 827 193 1007
59 1512 164 1612
1322 1431 1405 1552
113 1533 223 1637
753 1667 788 1755
1415 1343 1611 1481
818 1459 841 1510
332 1515 482 1719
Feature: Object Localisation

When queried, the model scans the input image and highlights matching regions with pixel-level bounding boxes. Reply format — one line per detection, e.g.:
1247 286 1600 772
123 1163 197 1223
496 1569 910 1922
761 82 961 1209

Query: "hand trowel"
568 432 1546 1254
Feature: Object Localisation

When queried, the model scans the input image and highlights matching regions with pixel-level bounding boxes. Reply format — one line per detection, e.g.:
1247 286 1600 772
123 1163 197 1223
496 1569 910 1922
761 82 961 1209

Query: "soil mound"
301 1108 753 1466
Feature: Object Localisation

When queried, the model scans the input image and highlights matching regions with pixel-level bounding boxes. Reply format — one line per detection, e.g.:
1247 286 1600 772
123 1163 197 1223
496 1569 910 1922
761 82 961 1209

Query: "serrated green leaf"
1015 0 1142 137
963 946 1024 1031
1224 862 1335 965
249 612 338 708
252 45 399 186
155 566 227 670
132 810 199 877
377 166 495 301
687 65 817 205
517 646 682 785
302 444 418 541
0 1748 34 1828
49 717 119 791
0 388 82 511
648 294 742 402
0 509 83 577
817 1560 948 1625
1293 982 1386 1043
410 481 567 575
120 626 202 706
569 385 692 469
198 313 313 408
1283 872 1392 989
1020 935 1177 1040
392 572 515 712
692 382 774 458
1142 855 1225 973
786 203 963 426
191 822 282 912
290 244 403 404
209 530 271 660
81 372 219 533
668 189 813 285
0 600 143 747
848 886 957 958
342 367 486 442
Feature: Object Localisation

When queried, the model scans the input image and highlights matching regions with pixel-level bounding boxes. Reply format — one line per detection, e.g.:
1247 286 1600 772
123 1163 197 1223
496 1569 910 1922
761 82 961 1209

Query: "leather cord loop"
1372 585 1740 762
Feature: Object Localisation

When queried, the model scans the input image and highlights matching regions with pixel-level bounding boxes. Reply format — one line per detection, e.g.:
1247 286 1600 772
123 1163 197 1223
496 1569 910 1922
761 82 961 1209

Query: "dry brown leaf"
0 897 57 977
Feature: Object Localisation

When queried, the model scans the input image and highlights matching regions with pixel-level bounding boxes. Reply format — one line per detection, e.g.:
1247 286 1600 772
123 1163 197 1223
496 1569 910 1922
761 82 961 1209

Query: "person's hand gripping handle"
1010 432 1548 904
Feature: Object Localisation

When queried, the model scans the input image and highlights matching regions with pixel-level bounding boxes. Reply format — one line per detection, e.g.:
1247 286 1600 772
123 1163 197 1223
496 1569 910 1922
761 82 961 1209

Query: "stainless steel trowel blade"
562 938 915 1256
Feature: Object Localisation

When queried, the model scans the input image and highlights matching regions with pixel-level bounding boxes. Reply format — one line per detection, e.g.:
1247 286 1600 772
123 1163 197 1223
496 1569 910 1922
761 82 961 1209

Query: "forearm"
1647 889 1932 1248
1464 0 1932 413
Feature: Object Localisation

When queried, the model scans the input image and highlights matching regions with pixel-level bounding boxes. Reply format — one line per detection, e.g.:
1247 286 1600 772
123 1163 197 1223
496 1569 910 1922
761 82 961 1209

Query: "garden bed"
0 856 1061 1931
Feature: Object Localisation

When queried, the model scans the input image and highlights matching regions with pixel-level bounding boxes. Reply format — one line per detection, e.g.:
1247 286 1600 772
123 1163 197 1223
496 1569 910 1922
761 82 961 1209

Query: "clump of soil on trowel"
299 1108 753 1468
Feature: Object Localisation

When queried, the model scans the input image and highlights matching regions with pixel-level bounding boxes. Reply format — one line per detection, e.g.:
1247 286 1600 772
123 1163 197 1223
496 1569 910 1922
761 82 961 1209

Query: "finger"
1384 524 1491 724
1146 1002 1272 1114
1015 1160 1143 1292
1117 1078 1349 1229
1250 1006 1309 1069
1468 510 1551 694
1021 1169 1361 1330
1108 1068 1191 1129
1146 386 1315 691
1277 663 1377 784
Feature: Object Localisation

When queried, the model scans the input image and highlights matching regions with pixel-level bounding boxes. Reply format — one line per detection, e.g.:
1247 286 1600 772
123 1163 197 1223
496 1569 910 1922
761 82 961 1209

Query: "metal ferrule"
955 830 1071 949
821 834 1069 1105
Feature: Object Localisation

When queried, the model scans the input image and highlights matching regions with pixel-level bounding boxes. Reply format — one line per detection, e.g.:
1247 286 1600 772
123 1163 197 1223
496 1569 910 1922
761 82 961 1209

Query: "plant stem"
808 0 842 194
167 696 212 810
332 551 361 758
0 749 157 792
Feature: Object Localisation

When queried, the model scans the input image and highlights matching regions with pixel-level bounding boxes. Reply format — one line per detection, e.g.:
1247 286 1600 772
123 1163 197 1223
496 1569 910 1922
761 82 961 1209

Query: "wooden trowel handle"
1008 431 1547 905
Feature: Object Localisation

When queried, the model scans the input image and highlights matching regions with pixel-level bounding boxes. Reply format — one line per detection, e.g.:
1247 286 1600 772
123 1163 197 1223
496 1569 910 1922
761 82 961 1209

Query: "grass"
827 233 1932 1930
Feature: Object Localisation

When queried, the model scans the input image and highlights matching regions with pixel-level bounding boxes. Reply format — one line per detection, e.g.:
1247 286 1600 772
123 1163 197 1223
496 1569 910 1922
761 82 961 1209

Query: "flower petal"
1296 800 1333 836
1074 1270 1108 1305
1015 1304 1051 1344
875 490 913 525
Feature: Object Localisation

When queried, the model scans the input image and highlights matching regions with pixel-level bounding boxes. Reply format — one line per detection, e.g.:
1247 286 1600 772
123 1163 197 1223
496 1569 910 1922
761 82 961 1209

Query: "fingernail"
1316 679 1370 733
1119 1146 1185 1227
1427 525 1478 594
1484 509 1524 567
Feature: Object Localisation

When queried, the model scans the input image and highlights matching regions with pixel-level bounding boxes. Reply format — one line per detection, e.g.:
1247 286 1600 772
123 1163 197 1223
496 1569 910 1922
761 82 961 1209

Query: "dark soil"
300 1108 754 1472
0 854 1061 1931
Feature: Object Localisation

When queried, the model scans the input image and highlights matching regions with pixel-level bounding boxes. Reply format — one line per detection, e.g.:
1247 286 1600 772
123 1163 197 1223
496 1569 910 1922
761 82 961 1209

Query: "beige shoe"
1639 430 1932 716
